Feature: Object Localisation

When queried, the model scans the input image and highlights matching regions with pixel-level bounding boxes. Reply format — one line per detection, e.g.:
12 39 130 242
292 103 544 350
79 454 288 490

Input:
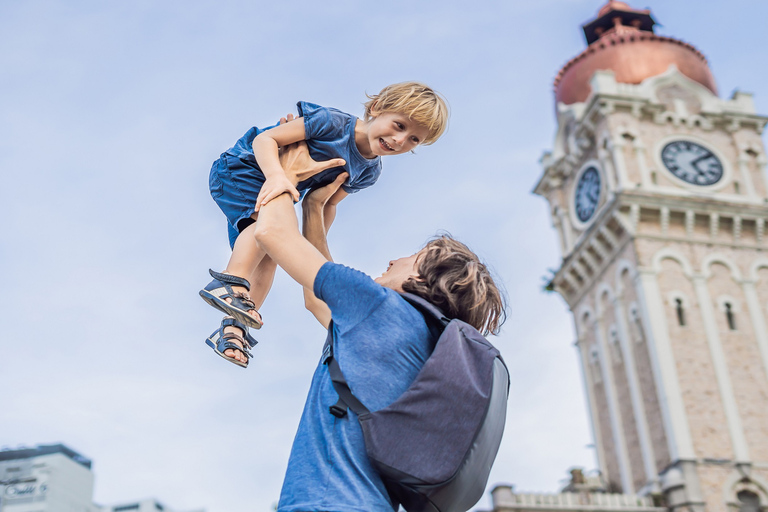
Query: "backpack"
325 292 510 512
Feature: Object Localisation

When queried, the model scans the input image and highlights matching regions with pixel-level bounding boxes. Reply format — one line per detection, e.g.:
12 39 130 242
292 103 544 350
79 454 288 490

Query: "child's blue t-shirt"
277 262 433 512
225 101 382 195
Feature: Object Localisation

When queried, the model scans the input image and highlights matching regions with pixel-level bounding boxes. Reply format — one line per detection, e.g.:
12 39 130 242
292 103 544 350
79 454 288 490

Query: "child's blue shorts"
209 151 267 249
210 125 348 249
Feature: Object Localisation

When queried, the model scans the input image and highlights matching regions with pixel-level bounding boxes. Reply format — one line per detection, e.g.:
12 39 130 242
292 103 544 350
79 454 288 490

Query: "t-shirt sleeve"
297 101 348 142
313 262 388 331
342 161 381 194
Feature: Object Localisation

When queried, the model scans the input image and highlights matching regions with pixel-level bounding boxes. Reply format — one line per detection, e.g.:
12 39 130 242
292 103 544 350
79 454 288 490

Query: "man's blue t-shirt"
225 101 382 195
278 262 433 512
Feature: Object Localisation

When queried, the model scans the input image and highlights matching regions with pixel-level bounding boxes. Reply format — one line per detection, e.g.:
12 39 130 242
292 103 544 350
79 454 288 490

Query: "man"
251 138 505 511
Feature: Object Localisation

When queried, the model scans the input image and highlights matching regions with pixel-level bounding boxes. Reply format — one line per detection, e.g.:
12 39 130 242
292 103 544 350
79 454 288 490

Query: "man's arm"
321 187 348 233
253 193 328 292
301 175 348 327
253 139 347 327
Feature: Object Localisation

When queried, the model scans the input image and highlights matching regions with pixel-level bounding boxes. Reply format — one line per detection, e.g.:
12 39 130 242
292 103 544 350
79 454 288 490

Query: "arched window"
726 302 737 331
675 298 686 326
737 490 761 512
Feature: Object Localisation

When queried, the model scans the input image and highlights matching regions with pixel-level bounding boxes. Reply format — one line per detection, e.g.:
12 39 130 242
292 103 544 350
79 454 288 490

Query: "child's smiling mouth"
379 138 395 152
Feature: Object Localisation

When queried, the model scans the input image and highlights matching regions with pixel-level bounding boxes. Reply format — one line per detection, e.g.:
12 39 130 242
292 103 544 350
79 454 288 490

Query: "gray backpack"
326 292 510 512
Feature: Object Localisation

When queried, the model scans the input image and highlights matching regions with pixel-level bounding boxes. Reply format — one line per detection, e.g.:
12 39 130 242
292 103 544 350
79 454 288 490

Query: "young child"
200 81 449 368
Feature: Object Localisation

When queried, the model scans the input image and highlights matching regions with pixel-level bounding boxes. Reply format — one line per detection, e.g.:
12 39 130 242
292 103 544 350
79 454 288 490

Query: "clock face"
661 140 724 186
574 166 601 223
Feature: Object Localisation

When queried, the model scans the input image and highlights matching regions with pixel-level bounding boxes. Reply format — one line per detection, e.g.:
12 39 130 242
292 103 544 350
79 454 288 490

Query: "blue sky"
2 1 767 511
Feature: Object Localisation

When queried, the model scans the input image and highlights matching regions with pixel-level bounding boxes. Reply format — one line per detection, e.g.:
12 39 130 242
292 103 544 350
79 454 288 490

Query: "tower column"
613 293 658 489
593 313 634 492
633 139 652 189
741 278 768 379
690 274 750 462
609 137 630 187
736 153 758 198
575 336 608 478
635 268 695 461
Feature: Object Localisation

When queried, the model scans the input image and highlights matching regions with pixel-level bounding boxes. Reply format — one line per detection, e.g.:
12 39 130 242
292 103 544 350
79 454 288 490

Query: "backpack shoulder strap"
399 292 451 339
324 321 370 419
325 295 450 420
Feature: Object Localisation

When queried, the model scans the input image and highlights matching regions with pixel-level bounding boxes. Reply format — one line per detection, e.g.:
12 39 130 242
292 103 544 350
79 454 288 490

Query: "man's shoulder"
314 263 387 307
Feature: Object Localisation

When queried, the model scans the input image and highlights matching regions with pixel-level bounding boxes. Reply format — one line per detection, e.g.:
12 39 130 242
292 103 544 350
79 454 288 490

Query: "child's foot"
200 269 264 329
222 324 248 365
205 316 258 368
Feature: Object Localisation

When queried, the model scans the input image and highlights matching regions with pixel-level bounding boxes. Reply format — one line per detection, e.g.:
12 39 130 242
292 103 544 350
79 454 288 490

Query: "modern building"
0 445 203 512
0 444 96 512
100 499 203 512
510 1 768 511
7 3 768 512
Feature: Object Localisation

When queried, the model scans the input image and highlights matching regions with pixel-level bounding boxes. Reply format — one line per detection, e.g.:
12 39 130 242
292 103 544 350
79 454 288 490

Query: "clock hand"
690 153 713 174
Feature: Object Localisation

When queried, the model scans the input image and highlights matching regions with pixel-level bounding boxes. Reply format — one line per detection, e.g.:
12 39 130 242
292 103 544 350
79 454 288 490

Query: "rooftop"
0 443 92 469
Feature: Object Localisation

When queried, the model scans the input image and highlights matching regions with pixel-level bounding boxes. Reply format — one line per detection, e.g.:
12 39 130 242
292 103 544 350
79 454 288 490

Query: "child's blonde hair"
364 81 449 145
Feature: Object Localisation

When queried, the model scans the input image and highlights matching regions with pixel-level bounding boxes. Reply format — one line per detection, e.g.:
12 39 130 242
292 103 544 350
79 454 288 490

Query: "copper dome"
554 2 718 106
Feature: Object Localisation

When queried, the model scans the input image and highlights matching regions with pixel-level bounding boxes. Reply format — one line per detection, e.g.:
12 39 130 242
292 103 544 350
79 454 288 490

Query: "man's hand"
304 172 349 209
278 114 347 187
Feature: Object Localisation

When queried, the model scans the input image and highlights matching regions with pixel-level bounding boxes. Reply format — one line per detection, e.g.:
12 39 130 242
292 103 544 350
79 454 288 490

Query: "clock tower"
535 2 768 511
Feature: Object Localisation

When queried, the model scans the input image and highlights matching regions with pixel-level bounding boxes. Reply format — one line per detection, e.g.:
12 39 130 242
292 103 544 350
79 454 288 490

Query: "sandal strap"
209 269 251 291
219 340 253 359
220 333 253 358
231 292 256 311
219 317 259 350
222 316 246 330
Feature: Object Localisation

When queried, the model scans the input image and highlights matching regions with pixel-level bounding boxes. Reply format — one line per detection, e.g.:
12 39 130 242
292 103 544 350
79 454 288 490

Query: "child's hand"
255 175 300 211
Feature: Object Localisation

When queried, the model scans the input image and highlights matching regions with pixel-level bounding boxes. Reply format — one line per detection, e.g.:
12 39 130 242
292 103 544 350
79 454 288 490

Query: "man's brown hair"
402 235 506 335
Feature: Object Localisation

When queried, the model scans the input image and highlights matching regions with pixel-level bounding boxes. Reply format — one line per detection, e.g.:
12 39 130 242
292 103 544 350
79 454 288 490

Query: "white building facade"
0 445 202 512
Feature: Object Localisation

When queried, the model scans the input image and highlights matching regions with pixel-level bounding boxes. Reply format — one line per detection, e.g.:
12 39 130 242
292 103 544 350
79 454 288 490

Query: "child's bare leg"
219 213 266 322
220 220 277 363
247 254 277 312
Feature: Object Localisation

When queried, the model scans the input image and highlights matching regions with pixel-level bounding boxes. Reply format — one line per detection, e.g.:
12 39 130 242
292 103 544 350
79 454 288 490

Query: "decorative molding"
710 213 720 239
660 207 670 236
685 210 695 237
651 247 694 277
700 253 743 281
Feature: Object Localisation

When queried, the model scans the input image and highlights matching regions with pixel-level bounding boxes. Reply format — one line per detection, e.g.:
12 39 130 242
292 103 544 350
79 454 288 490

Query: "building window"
589 345 602 384
675 298 686 326
726 302 737 330
608 327 622 363
737 490 760 512
630 306 645 343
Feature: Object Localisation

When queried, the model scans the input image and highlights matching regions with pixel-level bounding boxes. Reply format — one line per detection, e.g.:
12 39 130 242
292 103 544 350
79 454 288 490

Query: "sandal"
199 269 263 329
205 316 258 368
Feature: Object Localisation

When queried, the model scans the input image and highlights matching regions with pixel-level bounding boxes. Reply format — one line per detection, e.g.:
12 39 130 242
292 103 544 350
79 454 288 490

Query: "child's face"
366 111 430 156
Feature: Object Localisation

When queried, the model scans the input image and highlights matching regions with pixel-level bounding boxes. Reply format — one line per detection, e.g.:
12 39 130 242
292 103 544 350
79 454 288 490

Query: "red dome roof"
554 2 717 105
